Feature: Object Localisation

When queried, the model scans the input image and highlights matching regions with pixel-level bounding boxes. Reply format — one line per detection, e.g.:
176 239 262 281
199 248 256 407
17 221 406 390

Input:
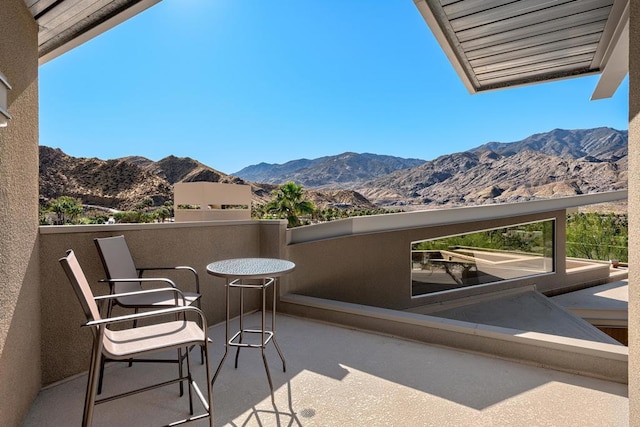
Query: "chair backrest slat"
59 250 102 336
94 235 141 294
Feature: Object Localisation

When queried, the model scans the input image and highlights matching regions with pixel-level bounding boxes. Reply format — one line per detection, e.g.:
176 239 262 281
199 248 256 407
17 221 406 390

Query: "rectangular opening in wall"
411 219 555 296
203 204 249 210
221 204 249 210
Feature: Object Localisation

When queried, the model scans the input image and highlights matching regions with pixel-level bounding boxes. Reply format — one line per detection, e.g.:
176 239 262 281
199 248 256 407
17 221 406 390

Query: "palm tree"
266 181 315 228
154 206 171 223
48 196 83 225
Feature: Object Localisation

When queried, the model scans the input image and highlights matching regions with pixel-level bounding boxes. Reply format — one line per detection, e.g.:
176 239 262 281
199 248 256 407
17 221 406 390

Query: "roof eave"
414 0 478 94
591 0 629 100
38 0 162 65
414 0 629 97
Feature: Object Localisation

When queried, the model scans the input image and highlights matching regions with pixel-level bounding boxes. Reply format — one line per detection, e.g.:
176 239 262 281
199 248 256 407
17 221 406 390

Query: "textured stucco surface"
629 1 639 424
284 210 574 311
0 1 40 425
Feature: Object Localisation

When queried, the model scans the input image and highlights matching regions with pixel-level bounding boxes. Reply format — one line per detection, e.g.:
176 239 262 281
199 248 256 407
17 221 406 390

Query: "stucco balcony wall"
34 192 627 402
38 219 286 386
282 193 627 312
283 210 572 311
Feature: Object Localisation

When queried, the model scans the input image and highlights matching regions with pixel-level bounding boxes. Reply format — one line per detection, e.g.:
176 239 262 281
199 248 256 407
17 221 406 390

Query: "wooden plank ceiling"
414 0 628 93
25 0 160 64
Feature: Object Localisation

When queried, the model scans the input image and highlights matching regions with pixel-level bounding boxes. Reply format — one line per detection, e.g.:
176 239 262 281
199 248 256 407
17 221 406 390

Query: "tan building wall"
0 1 41 425
283 210 580 311
174 182 251 222
38 220 285 385
629 1 639 423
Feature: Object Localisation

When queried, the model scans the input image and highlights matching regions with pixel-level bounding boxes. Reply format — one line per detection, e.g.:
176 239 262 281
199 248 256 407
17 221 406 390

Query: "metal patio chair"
94 235 201 316
59 250 213 427
94 235 204 394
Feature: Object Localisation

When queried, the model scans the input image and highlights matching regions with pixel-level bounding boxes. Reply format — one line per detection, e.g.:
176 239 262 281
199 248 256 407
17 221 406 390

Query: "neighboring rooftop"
409 286 622 345
24 313 628 426
552 279 628 327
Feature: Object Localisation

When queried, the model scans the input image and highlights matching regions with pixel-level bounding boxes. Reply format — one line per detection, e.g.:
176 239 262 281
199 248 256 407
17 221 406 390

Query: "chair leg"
83 339 103 427
196 299 205 365
129 308 139 368
97 354 106 395
203 342 214 427
98 298 113 394
185 347 194 416
186 344 205 365
178 348 184 397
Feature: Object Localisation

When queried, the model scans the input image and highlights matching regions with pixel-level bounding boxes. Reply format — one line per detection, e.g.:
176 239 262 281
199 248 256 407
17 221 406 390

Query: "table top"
206 258 295 279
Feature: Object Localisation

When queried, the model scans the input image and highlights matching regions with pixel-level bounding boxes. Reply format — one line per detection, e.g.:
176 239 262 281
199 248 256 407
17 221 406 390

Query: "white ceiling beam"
591 1 629 100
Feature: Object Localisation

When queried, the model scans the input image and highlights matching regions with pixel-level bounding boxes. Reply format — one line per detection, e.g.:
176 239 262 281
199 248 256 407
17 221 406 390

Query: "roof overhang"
414 0 629 99
28 0 630 99
26 0 162 65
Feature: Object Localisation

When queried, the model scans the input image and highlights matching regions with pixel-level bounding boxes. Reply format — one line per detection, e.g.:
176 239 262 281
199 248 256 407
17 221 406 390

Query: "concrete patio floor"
24 313 628 426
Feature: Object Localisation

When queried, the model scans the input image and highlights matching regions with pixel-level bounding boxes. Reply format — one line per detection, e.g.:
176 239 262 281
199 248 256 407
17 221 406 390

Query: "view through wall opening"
411 220 555 296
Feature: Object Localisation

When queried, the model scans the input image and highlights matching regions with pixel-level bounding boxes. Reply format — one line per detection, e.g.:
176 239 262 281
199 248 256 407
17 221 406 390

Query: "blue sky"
39 0 629 175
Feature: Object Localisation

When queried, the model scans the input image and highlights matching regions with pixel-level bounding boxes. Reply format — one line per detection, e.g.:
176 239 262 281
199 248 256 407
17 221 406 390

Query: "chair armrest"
137 266 200 293
99 277 178 288
94 287 187 306
84 305 209 335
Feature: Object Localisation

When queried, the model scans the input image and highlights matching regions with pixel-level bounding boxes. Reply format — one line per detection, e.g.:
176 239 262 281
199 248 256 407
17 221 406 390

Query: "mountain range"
39 127 628 212
233 152 425 187
235 127 628 207
38 147 376 211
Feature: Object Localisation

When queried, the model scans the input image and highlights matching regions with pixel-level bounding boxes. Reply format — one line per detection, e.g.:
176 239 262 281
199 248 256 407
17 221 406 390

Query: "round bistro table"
206 258 295 400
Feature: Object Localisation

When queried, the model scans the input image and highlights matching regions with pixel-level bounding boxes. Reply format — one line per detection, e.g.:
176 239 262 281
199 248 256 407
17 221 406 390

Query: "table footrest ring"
229 329 274 347
228 278 275 288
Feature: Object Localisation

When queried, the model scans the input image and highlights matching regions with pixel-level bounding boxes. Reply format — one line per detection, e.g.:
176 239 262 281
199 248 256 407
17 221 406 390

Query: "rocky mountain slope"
40 127 627 212
471 127 627 160
40 147 173 209
233 152 425 187
39 147 374 210
358 127 627 206
359 149 627 206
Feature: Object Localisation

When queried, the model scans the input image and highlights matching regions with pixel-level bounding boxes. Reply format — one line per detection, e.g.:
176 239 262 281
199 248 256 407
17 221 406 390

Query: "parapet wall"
283 210 572 310
282 192 626 310
280 294 628 384
38 219 286 385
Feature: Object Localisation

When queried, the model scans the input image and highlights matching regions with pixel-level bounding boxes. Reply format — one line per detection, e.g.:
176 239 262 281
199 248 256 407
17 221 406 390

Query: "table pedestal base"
212 277 286 401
